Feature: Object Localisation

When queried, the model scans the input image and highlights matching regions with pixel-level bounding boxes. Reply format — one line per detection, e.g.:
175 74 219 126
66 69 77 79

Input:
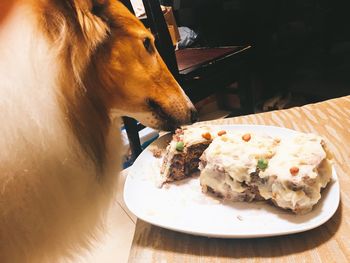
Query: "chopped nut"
150 146 162 158
265 150 275 159
242 133 251 142
175 128 184 135
220 136 228 142
202 132 212 140
172 134 180 142
217 130 227 136
290 166 299 176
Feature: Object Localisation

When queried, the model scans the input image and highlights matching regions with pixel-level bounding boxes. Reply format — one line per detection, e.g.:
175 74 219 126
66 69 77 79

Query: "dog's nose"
190 108 198 124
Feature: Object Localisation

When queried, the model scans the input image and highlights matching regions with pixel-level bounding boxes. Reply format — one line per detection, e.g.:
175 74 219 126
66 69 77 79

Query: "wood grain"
128 96 350 263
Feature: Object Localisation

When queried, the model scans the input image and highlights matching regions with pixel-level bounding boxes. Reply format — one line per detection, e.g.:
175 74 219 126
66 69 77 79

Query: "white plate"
124 125 340 238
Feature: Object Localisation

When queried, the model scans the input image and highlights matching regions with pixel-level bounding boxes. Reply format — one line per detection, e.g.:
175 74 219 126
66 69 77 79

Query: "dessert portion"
160 126 224 183
199 131 333 214
199 132 279 202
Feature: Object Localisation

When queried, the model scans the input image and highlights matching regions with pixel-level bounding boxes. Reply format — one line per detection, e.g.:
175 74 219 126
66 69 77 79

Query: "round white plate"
124 125 340 238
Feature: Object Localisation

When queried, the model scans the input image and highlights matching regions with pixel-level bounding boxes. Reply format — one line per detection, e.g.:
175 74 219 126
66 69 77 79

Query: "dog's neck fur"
0 6 120 260
0 4 64 158
0 2 111 172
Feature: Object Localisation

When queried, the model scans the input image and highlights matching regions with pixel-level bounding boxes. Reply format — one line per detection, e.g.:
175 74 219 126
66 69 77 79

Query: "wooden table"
128 96 350 262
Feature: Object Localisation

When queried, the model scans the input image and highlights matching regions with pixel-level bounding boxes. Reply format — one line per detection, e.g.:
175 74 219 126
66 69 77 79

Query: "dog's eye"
143 37 154 54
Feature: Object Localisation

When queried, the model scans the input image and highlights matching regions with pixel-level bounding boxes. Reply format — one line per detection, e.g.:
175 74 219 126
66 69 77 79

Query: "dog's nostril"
190 108 198 123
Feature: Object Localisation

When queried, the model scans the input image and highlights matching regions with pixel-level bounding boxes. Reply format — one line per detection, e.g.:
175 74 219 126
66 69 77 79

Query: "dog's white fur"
0 1 195 262
0 4 121 262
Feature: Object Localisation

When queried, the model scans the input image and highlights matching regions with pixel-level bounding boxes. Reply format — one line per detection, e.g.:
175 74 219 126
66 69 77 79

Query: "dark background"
170 0 350 106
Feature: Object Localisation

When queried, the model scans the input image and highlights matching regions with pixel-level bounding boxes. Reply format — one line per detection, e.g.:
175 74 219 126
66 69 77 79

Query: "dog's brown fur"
0 0 196 262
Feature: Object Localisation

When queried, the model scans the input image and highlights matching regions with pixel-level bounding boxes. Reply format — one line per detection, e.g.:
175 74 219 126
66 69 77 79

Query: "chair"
120 0 255 162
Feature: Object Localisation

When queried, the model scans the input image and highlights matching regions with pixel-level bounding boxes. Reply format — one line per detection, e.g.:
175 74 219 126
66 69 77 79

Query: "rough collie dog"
0 0 197 262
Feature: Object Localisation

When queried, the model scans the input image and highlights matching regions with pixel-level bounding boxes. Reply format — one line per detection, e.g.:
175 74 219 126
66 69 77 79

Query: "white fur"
0 4 120 262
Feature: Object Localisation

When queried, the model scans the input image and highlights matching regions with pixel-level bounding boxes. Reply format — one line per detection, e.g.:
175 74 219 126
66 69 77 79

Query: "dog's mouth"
146 99 197 131
146 98 181 131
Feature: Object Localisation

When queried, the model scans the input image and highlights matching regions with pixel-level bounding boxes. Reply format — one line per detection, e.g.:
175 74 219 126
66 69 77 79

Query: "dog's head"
47 0 197 131
97 0 198 130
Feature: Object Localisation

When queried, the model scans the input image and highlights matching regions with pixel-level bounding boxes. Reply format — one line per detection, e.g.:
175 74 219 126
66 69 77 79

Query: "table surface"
128 96 350 263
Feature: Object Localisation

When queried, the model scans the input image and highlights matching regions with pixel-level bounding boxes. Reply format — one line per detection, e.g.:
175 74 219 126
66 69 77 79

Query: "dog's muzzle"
147 98 198 130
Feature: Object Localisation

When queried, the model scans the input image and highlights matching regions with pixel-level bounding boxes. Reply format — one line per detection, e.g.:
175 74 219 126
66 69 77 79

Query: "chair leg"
239 71 255 115
122 116 142 162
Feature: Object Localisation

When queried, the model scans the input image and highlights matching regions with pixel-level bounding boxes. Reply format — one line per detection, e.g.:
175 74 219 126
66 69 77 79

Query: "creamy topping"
260 133 326 181
169 126 218 151
201 132 277 182
199 130 333 214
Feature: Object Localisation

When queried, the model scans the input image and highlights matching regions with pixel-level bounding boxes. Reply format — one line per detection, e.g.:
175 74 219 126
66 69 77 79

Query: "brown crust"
206 185 224 198
201 170 264 202
185 142 211 175
168 153 186 180
162 141 211 181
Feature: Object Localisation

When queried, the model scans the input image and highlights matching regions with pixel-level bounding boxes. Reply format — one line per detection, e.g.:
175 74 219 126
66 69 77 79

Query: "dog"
0 0 197 262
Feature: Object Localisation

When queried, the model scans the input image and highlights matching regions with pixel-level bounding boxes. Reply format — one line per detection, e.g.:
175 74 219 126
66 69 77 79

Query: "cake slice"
160 126 224 183
199 131 333 214
258 133 333 213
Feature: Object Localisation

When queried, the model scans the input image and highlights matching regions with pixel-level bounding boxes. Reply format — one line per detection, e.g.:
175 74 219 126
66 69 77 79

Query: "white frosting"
260 134 325 180
200 131 332 213
168 126 218 151
201 132 277 182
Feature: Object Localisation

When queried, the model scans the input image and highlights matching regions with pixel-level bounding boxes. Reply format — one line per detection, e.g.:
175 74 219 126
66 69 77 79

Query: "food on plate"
150 145 163 158
160 126 220 182
160 126 333 214
199 132 279 202
199 131 333 214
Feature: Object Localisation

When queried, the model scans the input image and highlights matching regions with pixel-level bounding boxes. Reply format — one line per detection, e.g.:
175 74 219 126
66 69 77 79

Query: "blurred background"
171 0 350 106
123 0 350 166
